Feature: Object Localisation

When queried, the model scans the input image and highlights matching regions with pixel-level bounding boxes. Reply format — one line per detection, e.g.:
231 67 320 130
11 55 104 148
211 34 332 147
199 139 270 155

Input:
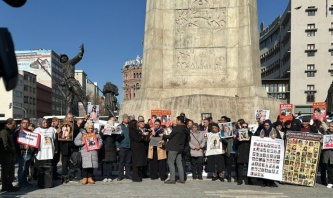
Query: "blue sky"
0 0 289 103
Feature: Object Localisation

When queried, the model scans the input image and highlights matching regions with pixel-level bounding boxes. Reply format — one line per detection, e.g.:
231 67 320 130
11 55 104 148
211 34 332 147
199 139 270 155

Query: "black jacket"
234 132 252 164
163 124 186 152
129 128 147 167
0 127 16 155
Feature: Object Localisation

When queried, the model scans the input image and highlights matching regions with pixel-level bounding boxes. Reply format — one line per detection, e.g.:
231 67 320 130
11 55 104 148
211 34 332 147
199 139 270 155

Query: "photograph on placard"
87 104 100 123
323 135 333 149
218 122 233 138
255 109 270 121
58 121 74 141
312 102 326 120
238 129 250 141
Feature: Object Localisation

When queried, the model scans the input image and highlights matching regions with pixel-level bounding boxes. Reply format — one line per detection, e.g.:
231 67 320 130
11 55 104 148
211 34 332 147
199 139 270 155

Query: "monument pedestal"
120 95 283 123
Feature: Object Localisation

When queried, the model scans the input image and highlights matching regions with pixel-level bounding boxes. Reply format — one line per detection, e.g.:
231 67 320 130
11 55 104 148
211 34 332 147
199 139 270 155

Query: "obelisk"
120 0 283 122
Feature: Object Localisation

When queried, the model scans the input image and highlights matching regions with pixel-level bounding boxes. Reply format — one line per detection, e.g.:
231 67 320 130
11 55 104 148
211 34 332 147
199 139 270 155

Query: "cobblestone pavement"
1 175 331 198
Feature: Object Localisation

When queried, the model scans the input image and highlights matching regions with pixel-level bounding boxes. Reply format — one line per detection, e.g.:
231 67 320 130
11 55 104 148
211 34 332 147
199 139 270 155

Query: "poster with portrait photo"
312 102 326 120
255 109 270 122
282 131 322 187
58 121 74 141
150 110 172 127
103 122 122 135
84 133 100 151
218 122 233 138
279 104 293 121
247 136 285 181
323 135 333 149
205 132 223 156
238 129 250 141
201 113 212 121
87 104 99 123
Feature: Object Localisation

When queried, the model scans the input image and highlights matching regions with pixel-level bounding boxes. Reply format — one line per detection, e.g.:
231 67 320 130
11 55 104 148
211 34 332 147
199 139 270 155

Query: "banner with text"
150 110 172 126
279 104 293 121
17 129 41 148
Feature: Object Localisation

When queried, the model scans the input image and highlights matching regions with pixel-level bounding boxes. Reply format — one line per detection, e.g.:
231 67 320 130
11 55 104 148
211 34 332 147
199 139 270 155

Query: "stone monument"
120 0 284 122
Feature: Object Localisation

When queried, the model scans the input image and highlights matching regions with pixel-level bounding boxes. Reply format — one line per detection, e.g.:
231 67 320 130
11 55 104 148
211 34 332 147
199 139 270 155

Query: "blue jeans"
17 154 32 185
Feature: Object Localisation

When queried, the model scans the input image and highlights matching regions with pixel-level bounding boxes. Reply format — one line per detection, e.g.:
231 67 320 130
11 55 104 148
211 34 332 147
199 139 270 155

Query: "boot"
87 177 95 184
81 178 88 185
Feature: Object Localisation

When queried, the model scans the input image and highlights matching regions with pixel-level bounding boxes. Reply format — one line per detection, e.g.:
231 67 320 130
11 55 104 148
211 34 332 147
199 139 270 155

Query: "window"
306 24 316 36
17 80 22 86
306 6 317 16
24 96 28 104
139 73 142 78
13 91 22 98
133 73 135 78
24 85 29 91
306 64 315 77
306 44 316 56
307 44 315 50
306 85 315 102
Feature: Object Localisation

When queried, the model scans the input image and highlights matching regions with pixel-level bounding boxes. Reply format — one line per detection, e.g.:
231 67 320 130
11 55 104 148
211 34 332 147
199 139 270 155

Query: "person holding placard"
205 123 228 182
74 122 103 185
255 119 281 187
234 123 253 185
148 119 167 181
14 118 35 187
322 122 333 188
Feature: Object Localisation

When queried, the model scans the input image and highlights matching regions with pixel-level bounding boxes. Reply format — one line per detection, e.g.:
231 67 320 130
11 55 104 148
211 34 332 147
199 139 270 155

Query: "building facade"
122 56 142 101
259 0 333 113
16 49 66 116
19 70 37 118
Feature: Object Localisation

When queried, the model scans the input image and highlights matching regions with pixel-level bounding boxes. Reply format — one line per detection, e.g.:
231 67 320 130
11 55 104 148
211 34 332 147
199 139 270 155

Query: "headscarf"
263 119 273 137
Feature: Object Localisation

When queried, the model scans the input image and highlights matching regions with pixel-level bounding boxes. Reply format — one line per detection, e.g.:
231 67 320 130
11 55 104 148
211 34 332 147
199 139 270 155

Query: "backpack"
69 151 82 169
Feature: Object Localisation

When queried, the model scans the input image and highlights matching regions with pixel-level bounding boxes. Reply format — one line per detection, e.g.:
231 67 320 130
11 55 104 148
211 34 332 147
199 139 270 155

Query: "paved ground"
1 174 332 198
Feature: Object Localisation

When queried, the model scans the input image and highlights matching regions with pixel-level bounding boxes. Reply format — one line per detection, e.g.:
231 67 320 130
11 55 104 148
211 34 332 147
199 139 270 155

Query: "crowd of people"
0 111 332 192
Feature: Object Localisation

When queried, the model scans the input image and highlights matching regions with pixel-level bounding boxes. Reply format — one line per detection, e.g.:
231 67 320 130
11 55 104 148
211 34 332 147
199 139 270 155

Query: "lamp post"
10 103 27 118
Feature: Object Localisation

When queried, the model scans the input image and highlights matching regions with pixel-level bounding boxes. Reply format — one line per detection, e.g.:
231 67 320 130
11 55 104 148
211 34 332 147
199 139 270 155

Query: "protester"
74 122 103 185
255 119 280 187
116 114 131 181
205 123 228 182
163 116 186 184
0 118 18 192
51 117 61 180
227 122 240 182
34 119 57 188
189 123 205 180
148 119 167 181
100 116 117 182
234 123 253 185
300 117 318 133
14 118 34 187
323 122 333 188
129 119 148 182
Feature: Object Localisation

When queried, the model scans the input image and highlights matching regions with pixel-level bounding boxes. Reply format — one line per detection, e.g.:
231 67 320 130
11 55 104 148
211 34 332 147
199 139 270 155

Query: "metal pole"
13 105 26 118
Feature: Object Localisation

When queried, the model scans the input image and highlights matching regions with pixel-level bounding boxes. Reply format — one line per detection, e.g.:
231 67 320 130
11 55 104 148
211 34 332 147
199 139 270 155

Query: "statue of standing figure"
103 82 119 116
59 44 87 113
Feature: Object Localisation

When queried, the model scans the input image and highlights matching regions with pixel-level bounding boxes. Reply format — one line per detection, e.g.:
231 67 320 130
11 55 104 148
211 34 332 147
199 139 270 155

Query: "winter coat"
148 146 166 160
60 121 83 156
100 133 117 162
189 130 205 157
234 131 252 164
322 129 333 164
129 128 147 167
74 130 103 168
116 123 130 149
163 124 186 152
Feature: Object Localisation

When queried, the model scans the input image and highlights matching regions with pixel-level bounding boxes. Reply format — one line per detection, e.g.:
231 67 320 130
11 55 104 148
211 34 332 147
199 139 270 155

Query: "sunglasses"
242 125 248 128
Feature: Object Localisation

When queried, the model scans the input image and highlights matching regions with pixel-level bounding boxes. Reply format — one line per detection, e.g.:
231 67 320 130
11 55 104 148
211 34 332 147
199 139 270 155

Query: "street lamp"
10 102 27 118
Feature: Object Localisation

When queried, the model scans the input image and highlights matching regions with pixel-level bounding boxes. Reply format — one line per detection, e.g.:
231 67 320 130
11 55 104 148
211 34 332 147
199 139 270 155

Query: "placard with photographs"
279 104 293 121
238 129 250 141
282 132 322 187
84 133 100 151
255 109 270 121
103 122 122 135
247 136 285 181
58 121 74 141
205 132 223 156
87 104 99 123
323 135 333 149
312 102 326 120
218 122 233 138
150 110 172 126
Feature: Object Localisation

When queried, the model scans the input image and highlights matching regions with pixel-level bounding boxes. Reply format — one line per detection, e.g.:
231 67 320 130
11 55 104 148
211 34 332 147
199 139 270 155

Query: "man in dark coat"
60 113 85 183
116 114 131 181
129 119 149 182
0 118 19 192
163 116 187 184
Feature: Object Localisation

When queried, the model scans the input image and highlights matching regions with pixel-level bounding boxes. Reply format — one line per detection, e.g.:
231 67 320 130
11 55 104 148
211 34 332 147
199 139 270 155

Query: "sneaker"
103 178 108 182
327 184 333 188
107 178 113 182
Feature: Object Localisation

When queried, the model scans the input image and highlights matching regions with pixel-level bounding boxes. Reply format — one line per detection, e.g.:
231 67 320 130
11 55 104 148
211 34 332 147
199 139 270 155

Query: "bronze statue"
103 82 119 116
59 44 87 113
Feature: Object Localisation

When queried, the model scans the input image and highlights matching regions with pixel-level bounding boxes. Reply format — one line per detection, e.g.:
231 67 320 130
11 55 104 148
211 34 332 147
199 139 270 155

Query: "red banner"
150 110 172 127
279 104 293 121
312 102 326 120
